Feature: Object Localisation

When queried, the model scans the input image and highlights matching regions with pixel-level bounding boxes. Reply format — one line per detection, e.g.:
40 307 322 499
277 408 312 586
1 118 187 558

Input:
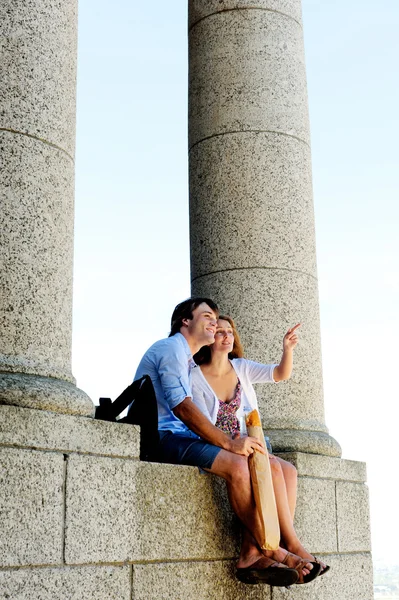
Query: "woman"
192 315 329 580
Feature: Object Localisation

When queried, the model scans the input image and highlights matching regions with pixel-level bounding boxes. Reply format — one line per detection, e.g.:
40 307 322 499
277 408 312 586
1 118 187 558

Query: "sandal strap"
281 551 305 570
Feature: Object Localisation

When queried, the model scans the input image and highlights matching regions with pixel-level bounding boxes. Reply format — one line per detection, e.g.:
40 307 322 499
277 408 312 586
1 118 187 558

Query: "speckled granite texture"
133 561 271 600
0 447 64 567
0 566 131 600
64 457 239 564
0 405 139 457
0 408 373 598
0 132 75 382
189 133 316 279
0 0 93 415
189 8 309 148
0 0 77 157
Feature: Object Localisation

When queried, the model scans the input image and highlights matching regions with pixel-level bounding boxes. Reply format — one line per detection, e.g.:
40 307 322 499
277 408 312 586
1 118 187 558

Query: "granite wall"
0 405 373 599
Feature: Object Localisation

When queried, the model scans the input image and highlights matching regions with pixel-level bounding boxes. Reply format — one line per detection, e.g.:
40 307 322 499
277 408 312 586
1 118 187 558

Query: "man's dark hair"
169 297 219 337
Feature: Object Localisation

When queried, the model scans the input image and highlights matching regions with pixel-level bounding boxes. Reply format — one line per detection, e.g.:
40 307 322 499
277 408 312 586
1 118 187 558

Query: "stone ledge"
277 452 367 482
0 404 140 459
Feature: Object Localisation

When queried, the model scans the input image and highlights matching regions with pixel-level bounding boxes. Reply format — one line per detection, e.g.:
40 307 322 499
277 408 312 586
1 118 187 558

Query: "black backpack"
95 375 160 462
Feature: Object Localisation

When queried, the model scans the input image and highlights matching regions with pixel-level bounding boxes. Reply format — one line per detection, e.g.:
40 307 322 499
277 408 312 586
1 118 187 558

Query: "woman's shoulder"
230 358 249 374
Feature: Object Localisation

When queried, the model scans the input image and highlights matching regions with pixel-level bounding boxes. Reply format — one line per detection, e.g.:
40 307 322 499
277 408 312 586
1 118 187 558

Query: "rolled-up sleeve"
157 345 192 410
244 359 279 384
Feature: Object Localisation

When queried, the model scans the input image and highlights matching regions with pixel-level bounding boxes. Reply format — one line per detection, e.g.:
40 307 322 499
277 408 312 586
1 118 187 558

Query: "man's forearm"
173 398 233 451
273 348 293 382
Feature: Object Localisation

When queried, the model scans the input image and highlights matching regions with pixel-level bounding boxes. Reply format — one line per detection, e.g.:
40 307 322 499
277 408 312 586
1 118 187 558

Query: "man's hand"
283 323 301 352
228 435 266 457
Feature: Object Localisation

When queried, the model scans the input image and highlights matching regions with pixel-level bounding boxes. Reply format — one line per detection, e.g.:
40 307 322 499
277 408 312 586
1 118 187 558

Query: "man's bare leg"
206 450 265 554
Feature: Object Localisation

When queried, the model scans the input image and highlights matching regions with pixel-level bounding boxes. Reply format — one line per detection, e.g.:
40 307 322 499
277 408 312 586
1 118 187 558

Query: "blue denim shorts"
158 430 221 470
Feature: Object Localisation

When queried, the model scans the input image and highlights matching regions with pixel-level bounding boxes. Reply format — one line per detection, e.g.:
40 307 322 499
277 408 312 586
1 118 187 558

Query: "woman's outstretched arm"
273 323 301 382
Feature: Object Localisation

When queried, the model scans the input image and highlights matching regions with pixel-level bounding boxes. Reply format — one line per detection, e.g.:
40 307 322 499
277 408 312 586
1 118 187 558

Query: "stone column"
189 0 340 455
0 0 93 416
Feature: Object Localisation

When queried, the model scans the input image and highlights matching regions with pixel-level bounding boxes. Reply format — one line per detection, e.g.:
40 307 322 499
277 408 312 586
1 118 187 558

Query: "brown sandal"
281 551 321 584
236 556 299 586
313 555 330 576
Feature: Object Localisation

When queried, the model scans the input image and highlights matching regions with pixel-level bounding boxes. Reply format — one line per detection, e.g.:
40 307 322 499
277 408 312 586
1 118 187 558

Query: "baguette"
245 409 280 550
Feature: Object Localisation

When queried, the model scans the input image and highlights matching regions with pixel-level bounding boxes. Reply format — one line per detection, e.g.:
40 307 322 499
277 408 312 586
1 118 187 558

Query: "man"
134 297 302 586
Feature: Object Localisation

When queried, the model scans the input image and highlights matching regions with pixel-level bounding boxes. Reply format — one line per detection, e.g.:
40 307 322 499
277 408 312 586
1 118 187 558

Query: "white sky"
73 0 399 565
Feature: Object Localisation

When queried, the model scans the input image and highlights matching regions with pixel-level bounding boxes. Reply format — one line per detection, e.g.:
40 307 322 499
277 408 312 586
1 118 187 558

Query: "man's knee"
211 451 249 484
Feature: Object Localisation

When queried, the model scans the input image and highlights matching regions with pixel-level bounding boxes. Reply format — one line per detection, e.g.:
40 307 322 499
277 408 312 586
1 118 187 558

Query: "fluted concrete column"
188 0 339 455
0 0 93 416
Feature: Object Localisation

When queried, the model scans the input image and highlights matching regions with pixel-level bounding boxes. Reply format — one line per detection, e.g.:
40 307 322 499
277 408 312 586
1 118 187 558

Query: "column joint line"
189 129 310 153
191 265 318 283
0 127 74 162
189 7 302 33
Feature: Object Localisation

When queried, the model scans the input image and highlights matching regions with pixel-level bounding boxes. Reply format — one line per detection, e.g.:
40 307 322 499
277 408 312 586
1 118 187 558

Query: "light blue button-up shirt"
134 332 195 433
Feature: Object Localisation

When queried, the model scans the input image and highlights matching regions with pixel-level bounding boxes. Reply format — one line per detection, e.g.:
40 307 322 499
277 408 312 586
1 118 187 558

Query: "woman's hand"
283 323 301 351
228 435 266 456
273 324 301 382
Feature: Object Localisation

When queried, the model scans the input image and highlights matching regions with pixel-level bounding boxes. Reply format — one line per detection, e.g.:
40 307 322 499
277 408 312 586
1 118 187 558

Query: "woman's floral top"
215 379 241 436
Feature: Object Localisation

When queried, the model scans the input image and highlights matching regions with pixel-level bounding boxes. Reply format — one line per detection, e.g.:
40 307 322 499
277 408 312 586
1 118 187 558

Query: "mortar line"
0 441 140 461
0 551 370 571
0 127 74 162
297 474 364 483
62 454 68 564
130 563 134 600
189 128 310 153
189 6 302 32
334 480 340 553
191 265 318 283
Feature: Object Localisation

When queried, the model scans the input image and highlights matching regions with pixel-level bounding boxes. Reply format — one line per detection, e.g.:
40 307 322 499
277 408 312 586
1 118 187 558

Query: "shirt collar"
174 332 198 371
174 332 193 360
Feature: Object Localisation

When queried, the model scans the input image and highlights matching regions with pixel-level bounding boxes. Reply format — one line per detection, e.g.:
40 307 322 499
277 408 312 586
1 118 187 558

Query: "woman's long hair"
194 315 244 365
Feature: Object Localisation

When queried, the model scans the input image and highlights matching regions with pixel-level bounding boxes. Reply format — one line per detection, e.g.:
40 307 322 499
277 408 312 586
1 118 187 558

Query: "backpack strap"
95 375 160 462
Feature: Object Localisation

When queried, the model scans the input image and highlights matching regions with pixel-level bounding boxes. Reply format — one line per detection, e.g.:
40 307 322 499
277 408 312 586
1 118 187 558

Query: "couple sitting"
134 297 329 586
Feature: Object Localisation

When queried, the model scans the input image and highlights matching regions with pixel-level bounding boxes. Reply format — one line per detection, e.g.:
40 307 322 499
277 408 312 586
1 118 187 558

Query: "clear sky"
73 0 399 566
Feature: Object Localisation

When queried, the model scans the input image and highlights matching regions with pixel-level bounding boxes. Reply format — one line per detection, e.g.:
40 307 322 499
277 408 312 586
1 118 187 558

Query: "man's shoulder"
143 334 186 360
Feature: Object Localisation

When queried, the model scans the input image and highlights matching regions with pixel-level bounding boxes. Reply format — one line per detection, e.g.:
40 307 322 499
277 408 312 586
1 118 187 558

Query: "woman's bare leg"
270 455 326 570
268 455 303 552
274 456 297 519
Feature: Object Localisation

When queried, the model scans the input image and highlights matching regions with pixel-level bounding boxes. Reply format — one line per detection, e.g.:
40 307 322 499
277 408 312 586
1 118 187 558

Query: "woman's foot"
285 540 329 575
265 547 313 578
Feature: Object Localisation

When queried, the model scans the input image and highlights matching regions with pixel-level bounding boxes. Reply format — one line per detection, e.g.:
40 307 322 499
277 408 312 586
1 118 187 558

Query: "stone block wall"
0 405 372 599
